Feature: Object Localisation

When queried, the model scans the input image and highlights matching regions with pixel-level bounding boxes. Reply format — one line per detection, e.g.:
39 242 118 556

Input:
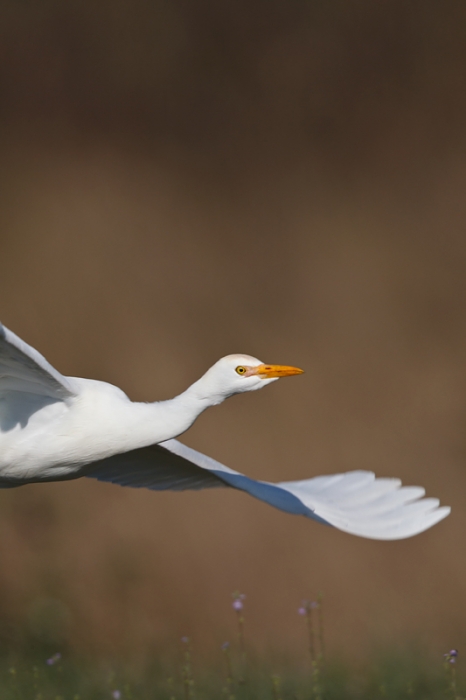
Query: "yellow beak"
249 364 304 379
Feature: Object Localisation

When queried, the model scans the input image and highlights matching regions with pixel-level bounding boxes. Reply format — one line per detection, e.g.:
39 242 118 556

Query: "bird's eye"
235 366 247 375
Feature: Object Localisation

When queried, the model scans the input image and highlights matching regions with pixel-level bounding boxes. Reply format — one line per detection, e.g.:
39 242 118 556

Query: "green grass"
0 594 462 699
0 650 462 700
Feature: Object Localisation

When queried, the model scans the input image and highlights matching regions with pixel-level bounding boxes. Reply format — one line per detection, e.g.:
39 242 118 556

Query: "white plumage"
0 322 450 539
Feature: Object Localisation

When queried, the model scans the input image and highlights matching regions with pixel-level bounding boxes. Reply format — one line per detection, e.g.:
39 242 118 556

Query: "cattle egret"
0 322 450 540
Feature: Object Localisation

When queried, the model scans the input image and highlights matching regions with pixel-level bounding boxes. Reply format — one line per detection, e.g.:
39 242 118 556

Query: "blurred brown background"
0 0 465 664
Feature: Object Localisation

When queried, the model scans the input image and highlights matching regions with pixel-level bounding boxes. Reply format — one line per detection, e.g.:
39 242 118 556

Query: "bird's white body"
0 379 210 479
2 381 132 477
0 322 451 540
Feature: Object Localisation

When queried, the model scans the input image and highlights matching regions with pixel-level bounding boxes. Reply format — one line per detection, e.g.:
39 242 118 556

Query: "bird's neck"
137 379 226 445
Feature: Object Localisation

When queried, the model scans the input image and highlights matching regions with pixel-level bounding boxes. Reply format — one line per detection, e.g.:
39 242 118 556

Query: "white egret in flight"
0 322 449 539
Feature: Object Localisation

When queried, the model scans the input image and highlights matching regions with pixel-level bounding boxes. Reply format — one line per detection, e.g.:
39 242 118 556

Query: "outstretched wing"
0 323 76 399
85 438 450 540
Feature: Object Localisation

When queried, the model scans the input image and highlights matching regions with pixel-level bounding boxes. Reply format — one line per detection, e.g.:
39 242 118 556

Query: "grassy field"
0 648 462 700
0 595 462 700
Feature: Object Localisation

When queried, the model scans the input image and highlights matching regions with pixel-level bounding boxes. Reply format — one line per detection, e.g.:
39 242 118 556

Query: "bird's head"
192 354 304 404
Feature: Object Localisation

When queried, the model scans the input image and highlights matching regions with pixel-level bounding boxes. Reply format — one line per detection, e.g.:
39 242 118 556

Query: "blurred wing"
85 438 450 540
0 323 76 399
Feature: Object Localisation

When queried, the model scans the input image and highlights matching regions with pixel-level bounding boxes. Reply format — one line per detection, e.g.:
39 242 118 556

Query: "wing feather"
84 442 227 491
85 439 450 540
0 323 76 399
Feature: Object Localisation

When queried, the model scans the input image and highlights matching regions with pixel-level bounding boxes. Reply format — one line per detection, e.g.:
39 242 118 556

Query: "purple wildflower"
112 692 121 700
181 636 189 644
298 607 307 616
232 599 243 611
46 653 61 666
221 641 230 651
